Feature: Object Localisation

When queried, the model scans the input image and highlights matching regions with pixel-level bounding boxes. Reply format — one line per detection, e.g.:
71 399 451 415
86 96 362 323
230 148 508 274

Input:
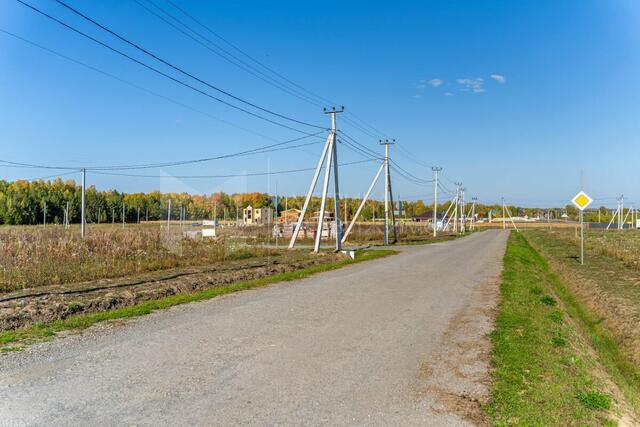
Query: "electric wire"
52 0 325 130
0 133 325 171
133 0 324 108
391 166 434 186
0 27 305 144
161 0 336 107
337 139 382 162
337 131 381 159
344 110 391 139
90 159 377 179
24 170 80 181
15 0 322 135
389 159 431 184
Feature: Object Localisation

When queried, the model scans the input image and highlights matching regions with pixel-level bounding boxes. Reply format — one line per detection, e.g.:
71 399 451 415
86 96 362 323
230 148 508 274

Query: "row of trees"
0 178 622 226
0 179 273 225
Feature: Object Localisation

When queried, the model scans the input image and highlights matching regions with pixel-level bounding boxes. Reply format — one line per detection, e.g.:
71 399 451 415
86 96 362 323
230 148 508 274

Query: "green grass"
0 249 396 350
486 232 617 426
578 391 613 411
524 230 640 415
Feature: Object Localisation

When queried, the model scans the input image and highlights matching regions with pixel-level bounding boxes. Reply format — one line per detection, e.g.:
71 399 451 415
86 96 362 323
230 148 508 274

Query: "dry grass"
0 224 267 293
0 221 451 293
524 229 640 366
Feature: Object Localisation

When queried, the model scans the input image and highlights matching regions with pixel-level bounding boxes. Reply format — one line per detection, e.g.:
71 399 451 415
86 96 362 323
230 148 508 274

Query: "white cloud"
429 78 444 87
456 78 485 93
490 74 506 84
416 83 427 89
444 92 454 97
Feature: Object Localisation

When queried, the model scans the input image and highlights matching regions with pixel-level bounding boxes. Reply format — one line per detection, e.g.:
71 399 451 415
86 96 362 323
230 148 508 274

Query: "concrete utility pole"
289 107 343 253
65 201 70 229
620 195 625 230
122 202 125 229
460 187 466 233
341 161 384 243
471 197 477 231
167 199 171 228
380 139 397 246
501 197 519 232
432 167 442 237
502 197 506 230
453 183 462 233
81 168 86 238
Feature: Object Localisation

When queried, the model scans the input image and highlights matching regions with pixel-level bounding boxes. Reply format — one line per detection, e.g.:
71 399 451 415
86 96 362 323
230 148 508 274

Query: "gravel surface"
0 230 508 426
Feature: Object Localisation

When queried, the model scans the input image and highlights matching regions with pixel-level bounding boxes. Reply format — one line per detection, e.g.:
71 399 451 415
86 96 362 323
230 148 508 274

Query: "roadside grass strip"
0 249 396 351
487 232 621 426
524 230 640 417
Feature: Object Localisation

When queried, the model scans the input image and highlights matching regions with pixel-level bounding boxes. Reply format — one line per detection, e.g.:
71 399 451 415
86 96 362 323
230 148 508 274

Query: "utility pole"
43 201 46 227
167 199 171 228
65 201 70 229
289 107 343 252
137 207 140 224
621 196 625 230
344 195 348 225
432 167 442 237
122 202 125 229
380 139 396 245
80 168 86 238
453 183 462 233
471 197 477 231
342 161 384 243
460 187 466 233
502 197 507 230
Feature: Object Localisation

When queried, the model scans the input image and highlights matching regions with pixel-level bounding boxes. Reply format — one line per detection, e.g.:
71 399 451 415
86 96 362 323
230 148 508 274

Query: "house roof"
413 211 442 220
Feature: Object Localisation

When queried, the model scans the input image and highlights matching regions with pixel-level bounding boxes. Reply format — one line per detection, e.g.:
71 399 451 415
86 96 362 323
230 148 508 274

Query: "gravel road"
0 230 508 426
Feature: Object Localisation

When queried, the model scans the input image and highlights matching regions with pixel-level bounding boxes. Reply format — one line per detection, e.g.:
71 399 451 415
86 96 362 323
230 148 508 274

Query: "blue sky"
1 0 639 207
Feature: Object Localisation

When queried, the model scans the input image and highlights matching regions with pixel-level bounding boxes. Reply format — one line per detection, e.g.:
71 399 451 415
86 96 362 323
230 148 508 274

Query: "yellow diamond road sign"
572 191 593 211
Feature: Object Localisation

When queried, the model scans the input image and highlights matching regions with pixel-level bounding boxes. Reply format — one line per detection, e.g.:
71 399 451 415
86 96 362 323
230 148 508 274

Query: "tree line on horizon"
0 178 620 226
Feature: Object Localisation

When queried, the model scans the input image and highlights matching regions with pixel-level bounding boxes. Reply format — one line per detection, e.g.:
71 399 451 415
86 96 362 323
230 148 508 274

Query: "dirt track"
0 230 508 426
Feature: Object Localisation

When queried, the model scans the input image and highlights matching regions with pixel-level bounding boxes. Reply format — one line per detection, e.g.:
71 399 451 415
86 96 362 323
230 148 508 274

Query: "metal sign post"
571 190 593 265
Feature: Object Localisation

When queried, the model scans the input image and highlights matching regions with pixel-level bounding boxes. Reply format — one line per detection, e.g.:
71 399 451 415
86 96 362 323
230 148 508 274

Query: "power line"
389 159 431 184
161 0 336 107
16 0 322 135
344 110 391 139
391 165 434 186
338 131 381 159
24 170 80 181
0 134 325 171
0 27 302 144
90 159 377 179
395 143 431 168
52 0 324 130
132 0 324 108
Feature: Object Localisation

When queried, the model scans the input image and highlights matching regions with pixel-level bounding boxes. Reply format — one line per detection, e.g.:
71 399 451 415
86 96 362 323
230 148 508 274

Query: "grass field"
487 232 627 425
0 224 271 293
0 249 395 352
488 231 640 425
0 222 453 293
524 229 640 367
